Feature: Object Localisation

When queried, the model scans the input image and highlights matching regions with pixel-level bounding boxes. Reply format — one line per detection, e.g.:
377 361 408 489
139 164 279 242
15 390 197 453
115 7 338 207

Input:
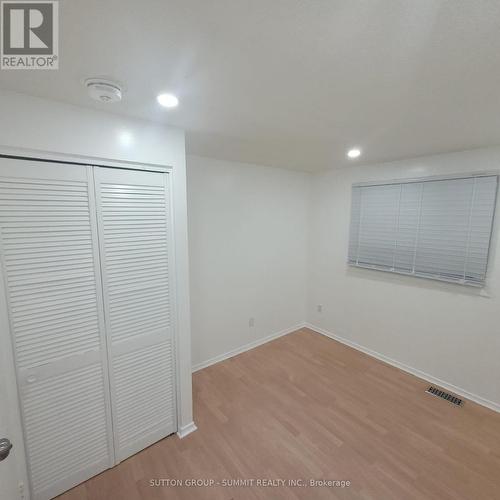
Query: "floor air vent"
426 386 463 407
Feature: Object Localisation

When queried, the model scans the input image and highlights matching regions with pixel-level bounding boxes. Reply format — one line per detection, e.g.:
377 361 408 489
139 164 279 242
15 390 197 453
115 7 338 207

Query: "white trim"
192 323 307 372
176 422 198 439
169 147 194 432
0 145 171 172
164 171 182 438
305 323 500 414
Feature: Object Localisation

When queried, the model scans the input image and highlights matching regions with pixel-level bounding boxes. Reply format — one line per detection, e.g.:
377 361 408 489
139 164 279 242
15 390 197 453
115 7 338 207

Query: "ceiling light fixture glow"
347 148 361 159
157 93 179 108
119 130 134 147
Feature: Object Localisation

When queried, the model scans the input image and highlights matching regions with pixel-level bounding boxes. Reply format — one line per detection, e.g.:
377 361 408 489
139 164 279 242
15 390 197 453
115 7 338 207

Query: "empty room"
1 1 500 499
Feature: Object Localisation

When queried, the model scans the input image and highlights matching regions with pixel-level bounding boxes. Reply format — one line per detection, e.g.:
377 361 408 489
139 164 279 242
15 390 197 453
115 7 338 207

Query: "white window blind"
348 175 498 286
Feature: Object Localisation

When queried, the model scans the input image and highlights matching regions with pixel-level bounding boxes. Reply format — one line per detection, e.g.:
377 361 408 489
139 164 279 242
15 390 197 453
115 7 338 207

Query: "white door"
0 383 19 500
0 158 115 500
93 167 176 462
0 247 25 499
0 308 26 500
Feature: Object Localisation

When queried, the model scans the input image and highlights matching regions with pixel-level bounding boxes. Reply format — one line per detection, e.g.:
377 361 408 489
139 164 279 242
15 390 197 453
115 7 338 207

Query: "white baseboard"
192 323 307 372
177 421 197 439
305 323 500 414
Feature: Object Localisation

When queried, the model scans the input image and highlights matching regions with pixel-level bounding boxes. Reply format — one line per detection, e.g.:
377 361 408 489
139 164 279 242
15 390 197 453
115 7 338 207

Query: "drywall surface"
188 155 309 369
307 147 500 408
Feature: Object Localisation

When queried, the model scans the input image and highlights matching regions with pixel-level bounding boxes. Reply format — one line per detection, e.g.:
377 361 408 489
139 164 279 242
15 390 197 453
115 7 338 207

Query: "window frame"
347 172 499 287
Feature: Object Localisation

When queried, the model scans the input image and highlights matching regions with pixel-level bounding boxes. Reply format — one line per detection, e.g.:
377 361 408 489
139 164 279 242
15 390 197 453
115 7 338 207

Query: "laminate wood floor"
58 328 500 500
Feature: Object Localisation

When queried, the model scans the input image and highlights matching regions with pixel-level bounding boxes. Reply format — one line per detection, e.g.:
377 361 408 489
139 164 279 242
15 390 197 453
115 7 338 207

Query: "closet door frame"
0 152 183 497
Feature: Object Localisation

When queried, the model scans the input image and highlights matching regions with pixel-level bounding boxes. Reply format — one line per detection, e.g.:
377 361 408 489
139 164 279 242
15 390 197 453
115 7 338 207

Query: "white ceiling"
1 0 500 171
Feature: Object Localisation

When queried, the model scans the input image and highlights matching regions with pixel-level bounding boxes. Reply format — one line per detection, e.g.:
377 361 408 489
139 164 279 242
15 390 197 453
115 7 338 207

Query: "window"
348 174 498 286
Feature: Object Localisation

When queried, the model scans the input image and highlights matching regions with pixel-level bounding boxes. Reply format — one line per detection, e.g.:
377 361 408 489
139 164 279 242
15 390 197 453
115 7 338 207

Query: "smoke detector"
85 78 122 103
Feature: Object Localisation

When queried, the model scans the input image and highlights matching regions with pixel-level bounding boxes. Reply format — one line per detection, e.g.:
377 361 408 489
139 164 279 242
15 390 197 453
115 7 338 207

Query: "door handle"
0 438 13 461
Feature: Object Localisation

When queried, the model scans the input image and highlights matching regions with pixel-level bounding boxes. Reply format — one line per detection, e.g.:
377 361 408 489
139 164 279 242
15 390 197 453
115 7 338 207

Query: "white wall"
307 147 500 409
0 89 194 494
187 155 309 369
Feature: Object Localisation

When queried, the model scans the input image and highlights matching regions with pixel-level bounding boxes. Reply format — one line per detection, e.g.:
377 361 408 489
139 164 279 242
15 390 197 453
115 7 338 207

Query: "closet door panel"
94 167 176 462
0 159 114 500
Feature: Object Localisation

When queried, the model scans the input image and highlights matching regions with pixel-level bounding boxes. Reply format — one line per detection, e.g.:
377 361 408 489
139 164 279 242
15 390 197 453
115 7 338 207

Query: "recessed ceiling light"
347 148 361 159
157 93 179 108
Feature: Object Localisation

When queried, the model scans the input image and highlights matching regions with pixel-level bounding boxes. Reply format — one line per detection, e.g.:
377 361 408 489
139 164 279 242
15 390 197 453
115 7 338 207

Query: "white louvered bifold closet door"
93 167 176 462
0 159 114 500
